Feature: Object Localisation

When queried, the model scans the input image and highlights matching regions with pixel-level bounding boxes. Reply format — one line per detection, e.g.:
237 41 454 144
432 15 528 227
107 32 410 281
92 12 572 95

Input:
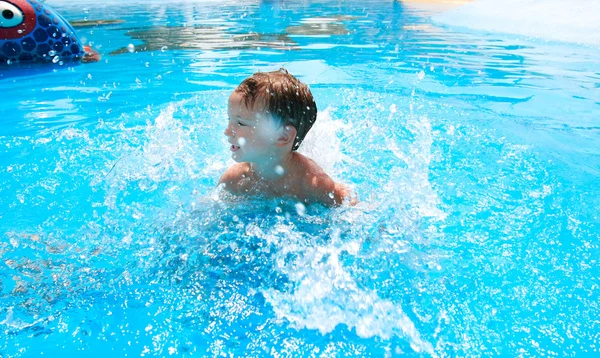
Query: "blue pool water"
1 0 599 356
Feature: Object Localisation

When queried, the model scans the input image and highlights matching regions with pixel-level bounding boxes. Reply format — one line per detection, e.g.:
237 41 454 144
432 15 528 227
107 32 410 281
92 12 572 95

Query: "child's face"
225 91 281 163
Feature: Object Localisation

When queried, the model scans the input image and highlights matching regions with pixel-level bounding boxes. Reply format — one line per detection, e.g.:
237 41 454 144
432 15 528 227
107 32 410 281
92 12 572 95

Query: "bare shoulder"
292 153 356 206
218 163 252 192
292 152 326 176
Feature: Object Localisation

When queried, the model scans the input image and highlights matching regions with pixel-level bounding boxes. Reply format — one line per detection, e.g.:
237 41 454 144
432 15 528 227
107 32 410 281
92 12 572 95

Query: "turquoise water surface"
1 0 599 356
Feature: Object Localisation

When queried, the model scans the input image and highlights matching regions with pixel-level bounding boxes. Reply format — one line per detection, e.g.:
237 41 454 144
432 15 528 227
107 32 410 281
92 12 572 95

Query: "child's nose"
224 124 234 137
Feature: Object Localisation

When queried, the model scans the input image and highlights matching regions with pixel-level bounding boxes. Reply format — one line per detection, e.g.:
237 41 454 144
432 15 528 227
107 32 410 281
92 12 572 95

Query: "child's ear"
275 126 297 147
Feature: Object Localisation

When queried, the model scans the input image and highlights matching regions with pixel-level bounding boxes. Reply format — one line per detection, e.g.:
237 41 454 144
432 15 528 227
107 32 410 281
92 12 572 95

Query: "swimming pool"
1 0 599 356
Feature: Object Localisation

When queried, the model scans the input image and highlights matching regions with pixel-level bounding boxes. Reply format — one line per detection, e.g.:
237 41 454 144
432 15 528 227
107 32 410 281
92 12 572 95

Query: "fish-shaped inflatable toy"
0 0 99 65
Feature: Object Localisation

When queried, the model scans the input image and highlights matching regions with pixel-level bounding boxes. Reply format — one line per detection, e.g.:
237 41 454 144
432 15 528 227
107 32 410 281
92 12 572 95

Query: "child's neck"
250 151 294 181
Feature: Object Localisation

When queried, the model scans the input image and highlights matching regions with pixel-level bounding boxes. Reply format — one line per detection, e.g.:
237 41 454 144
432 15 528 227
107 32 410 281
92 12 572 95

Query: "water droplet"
161 46 168 52
389 104 397 113
156 75 162 80
275 165 284 176
6 59 12 65
58 60 64 65
145 62 149 67
49 50 56 56
17 29 23 34
127 44 135 53
295 202 306 217
135 78 142 85
98 91 112 102
52 55 60 63
87 73 92 80
275 207 282 214
238 137 246 146
417 70 425 80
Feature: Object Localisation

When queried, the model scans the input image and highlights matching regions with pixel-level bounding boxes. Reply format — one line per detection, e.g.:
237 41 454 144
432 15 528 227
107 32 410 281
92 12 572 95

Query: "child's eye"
237 121 246 127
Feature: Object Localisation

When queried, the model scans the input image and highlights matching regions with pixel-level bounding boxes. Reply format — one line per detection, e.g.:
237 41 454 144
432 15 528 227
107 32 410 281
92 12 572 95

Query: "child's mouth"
230 144 240 152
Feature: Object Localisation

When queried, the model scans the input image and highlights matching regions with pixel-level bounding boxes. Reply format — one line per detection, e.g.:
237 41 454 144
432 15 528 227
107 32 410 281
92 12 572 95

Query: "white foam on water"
433 0 600 47
259 224 437 356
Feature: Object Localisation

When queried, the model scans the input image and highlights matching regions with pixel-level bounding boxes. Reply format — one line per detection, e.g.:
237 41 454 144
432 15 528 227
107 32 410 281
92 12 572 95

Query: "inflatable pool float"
0 0 99 65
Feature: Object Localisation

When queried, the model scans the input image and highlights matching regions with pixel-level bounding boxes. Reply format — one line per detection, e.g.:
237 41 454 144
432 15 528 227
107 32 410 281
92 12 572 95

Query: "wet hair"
234 68 317 151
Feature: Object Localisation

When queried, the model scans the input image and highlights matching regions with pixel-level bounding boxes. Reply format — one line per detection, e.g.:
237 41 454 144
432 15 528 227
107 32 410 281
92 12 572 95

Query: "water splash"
262 224 436 356
382 71 446 220
297 106 350 178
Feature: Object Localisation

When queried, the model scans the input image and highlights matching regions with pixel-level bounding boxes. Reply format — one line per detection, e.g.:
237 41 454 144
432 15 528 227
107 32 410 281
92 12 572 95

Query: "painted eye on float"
0 1 24 28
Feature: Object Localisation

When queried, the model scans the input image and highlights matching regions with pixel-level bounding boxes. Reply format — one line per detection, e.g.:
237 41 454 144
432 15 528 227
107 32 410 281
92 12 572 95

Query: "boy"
218 69 354 207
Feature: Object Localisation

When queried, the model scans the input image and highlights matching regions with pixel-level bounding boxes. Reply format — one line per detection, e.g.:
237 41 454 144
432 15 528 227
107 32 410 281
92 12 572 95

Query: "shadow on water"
109 26 299 55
